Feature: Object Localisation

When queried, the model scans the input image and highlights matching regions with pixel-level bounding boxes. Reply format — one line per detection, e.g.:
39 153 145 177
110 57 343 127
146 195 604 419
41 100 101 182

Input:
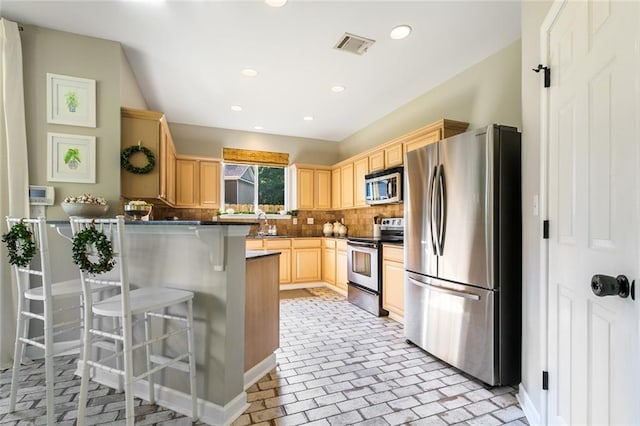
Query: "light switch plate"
292 218 298 225
307 217 314 225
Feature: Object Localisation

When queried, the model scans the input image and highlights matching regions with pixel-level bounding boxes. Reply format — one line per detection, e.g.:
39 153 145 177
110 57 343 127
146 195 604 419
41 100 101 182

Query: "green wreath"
72 227 115 274
121 145 156 174
1 222 36 267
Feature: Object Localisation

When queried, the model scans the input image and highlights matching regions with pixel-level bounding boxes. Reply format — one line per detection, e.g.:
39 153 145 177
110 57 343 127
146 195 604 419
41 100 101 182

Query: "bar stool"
69 216 198 425
3 217 109 425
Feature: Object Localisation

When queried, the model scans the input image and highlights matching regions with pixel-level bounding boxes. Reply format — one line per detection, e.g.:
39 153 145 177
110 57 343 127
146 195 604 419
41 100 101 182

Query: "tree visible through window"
224 164 285 213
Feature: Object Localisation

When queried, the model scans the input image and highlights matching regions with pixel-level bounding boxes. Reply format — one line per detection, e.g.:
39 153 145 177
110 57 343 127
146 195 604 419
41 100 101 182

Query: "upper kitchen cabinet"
353 157 369 207
289 164 332 210
402 119 469 154
331 168 342 209
369 144 403 172
176 155 221 209
121 107 177 206
340 163 354 208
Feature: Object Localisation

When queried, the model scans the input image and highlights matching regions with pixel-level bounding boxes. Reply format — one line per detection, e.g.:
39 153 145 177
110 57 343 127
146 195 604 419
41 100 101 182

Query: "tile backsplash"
152 204 403 237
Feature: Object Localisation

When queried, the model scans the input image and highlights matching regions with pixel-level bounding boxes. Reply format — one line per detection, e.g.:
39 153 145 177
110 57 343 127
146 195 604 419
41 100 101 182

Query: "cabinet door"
265 239 291 284
353 157 369 207
176 159 198 207
323 247 336 284
315 169 332 210
382 259 405 318
403 129 441 154
336 249 348 290
200 161 220 209
385 144 403 167
293 248 321 282
369 150 385 172
246 239 264 250
341 163 354 208
332 168 342 209
297 168 315 210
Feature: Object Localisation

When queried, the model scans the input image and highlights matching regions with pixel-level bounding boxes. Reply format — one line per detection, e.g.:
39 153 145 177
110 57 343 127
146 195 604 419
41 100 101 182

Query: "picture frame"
46 73 96 127
47 133 96 183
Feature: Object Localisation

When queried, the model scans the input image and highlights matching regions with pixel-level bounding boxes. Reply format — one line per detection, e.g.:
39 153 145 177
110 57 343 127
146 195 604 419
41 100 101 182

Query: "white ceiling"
2 1 521 142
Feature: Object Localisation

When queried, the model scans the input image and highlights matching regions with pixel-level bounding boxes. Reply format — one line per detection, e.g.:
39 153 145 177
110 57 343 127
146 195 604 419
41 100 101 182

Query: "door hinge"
543 220 550 239
532 64 551 88
542 371 549 390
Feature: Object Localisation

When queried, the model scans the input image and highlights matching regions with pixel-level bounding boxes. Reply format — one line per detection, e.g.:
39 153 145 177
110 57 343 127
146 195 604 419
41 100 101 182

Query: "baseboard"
387 312 404 324
518 383 541 426
77 361 249 426
323 283 347 297
280 282 325 290
244 353 276 390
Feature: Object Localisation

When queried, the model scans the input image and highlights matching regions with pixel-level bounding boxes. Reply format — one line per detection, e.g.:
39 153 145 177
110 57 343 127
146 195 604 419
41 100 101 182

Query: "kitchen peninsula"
51 220 270 426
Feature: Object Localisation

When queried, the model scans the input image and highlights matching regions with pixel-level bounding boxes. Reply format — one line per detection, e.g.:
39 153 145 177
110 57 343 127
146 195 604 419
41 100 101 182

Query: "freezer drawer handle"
408 277 481 301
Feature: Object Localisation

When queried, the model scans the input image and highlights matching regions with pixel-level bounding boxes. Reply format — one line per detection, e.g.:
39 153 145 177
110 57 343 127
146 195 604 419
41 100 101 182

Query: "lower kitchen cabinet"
382 244 404 319
322 239 336 285
264 239 291 284
336 240 348 291
292 238 322 282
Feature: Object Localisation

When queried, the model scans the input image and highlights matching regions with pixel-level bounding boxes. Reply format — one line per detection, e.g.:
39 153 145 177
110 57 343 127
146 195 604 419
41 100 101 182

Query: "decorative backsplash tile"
151 204 404 237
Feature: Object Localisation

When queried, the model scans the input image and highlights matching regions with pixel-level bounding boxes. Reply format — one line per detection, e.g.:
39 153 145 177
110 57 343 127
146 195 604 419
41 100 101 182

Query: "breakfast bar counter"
50 220 260 425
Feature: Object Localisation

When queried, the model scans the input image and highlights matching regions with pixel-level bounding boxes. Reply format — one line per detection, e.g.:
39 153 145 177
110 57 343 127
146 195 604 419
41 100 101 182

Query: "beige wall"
20 25 122 219
169 122 341 165
521 0 552 421
120 48 147 110
339 41 522 160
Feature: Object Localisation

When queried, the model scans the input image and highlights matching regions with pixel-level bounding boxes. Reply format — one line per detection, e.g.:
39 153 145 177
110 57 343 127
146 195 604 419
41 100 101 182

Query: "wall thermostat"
29 185 55 206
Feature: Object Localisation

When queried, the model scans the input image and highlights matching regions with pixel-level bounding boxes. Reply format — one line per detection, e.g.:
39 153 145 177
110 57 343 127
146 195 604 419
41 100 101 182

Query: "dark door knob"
591 274 632 299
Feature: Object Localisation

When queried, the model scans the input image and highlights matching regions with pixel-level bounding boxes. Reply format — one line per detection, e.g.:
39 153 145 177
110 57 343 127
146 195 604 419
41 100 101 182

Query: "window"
223 164 286 214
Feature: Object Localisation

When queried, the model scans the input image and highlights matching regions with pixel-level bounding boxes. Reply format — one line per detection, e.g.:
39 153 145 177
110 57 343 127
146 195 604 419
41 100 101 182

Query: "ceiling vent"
334 32 375 55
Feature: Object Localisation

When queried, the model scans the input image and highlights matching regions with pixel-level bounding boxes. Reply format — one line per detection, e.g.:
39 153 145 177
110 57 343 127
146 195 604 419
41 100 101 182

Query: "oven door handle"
408 277 481 301
347 241 378 250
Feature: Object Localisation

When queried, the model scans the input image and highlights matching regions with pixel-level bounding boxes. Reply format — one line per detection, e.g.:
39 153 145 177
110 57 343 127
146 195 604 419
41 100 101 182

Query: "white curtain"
0 18 29 369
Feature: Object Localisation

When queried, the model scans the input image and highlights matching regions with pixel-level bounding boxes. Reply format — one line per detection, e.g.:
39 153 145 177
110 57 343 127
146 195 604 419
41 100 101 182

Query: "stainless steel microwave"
364 166 403 205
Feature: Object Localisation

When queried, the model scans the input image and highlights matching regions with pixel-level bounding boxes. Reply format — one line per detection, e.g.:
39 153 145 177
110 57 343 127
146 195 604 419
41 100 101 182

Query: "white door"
546 0 639 424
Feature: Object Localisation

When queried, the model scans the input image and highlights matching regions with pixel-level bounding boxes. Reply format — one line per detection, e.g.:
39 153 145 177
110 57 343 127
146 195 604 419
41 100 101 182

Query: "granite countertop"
246 250 281 259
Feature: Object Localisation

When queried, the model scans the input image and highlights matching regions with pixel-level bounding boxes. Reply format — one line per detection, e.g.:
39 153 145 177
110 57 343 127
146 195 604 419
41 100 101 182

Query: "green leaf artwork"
64 91 79 112
64 148 81 170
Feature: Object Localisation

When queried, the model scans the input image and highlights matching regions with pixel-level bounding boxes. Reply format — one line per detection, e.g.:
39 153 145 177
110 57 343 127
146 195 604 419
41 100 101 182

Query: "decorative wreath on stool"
121 143 156 174
72 227 115 274
1 221 36 267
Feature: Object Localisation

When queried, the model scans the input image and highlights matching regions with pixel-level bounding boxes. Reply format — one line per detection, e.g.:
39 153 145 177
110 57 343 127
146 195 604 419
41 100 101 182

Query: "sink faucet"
257 211 269 236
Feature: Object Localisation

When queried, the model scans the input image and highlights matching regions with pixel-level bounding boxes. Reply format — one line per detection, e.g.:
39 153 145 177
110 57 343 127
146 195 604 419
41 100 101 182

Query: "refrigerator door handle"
438 164 447 254
408 277 481 301
428 165 438 255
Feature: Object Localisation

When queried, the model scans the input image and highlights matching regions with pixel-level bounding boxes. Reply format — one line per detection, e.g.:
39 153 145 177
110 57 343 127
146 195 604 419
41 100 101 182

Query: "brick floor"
0 287 528 425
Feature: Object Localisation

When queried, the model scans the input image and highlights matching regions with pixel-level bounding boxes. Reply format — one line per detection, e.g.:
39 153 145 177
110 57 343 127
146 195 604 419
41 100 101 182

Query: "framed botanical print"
47 132 96 183
46 73 96 127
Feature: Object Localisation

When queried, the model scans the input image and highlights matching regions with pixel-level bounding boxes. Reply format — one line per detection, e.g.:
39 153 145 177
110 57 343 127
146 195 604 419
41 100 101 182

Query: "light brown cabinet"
322 239 336 285
369 150 385 172
121 107 177 206
341 163 354 208
385 144 403 168
331 168 342 209
292 238 322 282
176 156 221 209
336 240 348 290
290 165 332 210
382 244 405 319
264 239 292 284
353 157 369 207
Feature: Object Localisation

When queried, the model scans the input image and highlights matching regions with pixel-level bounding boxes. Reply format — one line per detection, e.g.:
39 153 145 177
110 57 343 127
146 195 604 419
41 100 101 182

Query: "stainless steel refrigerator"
404 124 521 386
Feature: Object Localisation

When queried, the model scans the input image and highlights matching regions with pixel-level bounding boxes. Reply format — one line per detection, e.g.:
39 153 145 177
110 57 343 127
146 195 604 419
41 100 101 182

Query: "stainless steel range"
347 217 403 316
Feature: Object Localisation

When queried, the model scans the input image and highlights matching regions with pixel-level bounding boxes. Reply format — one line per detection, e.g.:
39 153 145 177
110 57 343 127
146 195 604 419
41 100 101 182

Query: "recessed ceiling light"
265 0 287 7
254 125 264 130
331 85 345 93
390 25 412 40
231 105 243 112
241 68 258 77
303 116 314 121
